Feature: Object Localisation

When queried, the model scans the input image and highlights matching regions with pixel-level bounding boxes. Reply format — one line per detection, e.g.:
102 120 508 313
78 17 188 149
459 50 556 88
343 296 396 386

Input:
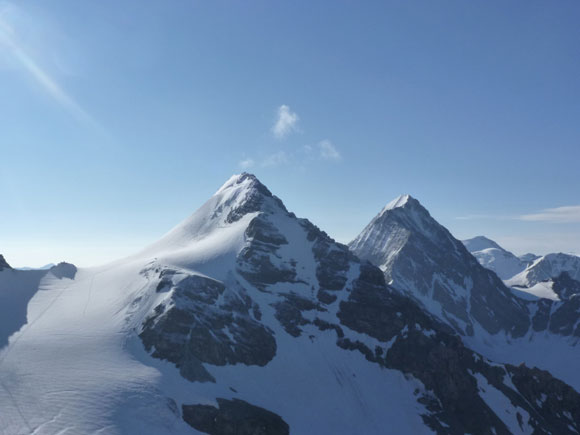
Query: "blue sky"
1 0 579 267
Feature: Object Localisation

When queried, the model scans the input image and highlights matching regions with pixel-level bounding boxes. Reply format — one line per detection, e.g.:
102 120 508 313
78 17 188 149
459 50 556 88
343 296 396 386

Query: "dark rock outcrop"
508 365 580 433
528 273 580 337
337 262 580 434
302 220 355 293
225 173 287 224
0 255 11 271
237 216 298 290
182 398 289 435
50 262 77 279
140 272 276 382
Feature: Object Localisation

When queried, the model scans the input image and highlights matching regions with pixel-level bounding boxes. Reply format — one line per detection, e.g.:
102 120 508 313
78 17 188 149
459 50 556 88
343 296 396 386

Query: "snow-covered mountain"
508 253 580 289
462 236 527 280
463 237 580 292
463 236 580 301
1 177 580 434
349 195 529 338
349 195 580 392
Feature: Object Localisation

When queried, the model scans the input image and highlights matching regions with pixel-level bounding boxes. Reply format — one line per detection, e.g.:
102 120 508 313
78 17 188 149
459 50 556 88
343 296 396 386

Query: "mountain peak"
463 237 526 280
142 173 289 257
462 236 503 252
215 172 272 198
213 173 287 224
0 254 11 271
380 194 414 213
350 196 530 338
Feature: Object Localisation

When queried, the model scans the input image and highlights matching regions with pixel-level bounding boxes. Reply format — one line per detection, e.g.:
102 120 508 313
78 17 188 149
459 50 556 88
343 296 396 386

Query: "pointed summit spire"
215 172 272 198
142 173 289 256
381 194 412 212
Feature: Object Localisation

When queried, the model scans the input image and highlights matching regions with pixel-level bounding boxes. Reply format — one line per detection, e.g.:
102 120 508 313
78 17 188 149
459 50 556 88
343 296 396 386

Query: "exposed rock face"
338 263 451 342
140 271 276 382
273 292 321 337
225 173 287 224
349 195 530 338
553 272 580 300
528 273 580 337
508 365 580 433
336 265 580 434
305 221 354 291
0 255 11 271
50 262 77 279
237 215 298 289
182 398 289 435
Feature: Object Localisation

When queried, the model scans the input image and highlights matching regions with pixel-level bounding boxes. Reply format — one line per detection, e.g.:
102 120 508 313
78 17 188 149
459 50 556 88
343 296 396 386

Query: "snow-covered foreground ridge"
1 174 580 435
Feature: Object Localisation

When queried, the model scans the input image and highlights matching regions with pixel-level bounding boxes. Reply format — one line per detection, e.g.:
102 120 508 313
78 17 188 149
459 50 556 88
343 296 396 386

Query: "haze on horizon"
1 0 579 267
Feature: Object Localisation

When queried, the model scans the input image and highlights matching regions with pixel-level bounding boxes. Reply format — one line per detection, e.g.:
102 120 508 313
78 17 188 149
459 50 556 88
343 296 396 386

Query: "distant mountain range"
1 174 578 434
462 236 530 280
463 236 580 300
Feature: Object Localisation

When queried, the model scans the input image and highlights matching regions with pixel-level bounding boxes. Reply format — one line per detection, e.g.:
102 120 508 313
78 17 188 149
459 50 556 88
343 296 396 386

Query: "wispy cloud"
519 205 580 223
238 158 255 169
456 205 580 224
318 139 341 161
0 5 100 131
455 214 512 221
302 140 342 162
262 151 288 167
272 104 298 139
495 233 580 257
238 151 290 169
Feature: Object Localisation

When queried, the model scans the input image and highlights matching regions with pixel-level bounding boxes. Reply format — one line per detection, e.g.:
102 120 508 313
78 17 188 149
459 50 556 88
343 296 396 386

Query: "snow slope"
462 236 527 280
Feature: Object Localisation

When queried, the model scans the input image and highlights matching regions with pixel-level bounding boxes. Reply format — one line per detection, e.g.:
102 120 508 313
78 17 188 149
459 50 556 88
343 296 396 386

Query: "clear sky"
1 0 579 267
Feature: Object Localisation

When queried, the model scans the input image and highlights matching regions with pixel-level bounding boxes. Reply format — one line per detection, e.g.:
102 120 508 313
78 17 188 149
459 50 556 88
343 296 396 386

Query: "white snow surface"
380 194 411 213
463 237 526 280
511 281 560 301
507 253 580 288
464 237 580 298
473 372 532 434
462 236 503 253
0 174 432 435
